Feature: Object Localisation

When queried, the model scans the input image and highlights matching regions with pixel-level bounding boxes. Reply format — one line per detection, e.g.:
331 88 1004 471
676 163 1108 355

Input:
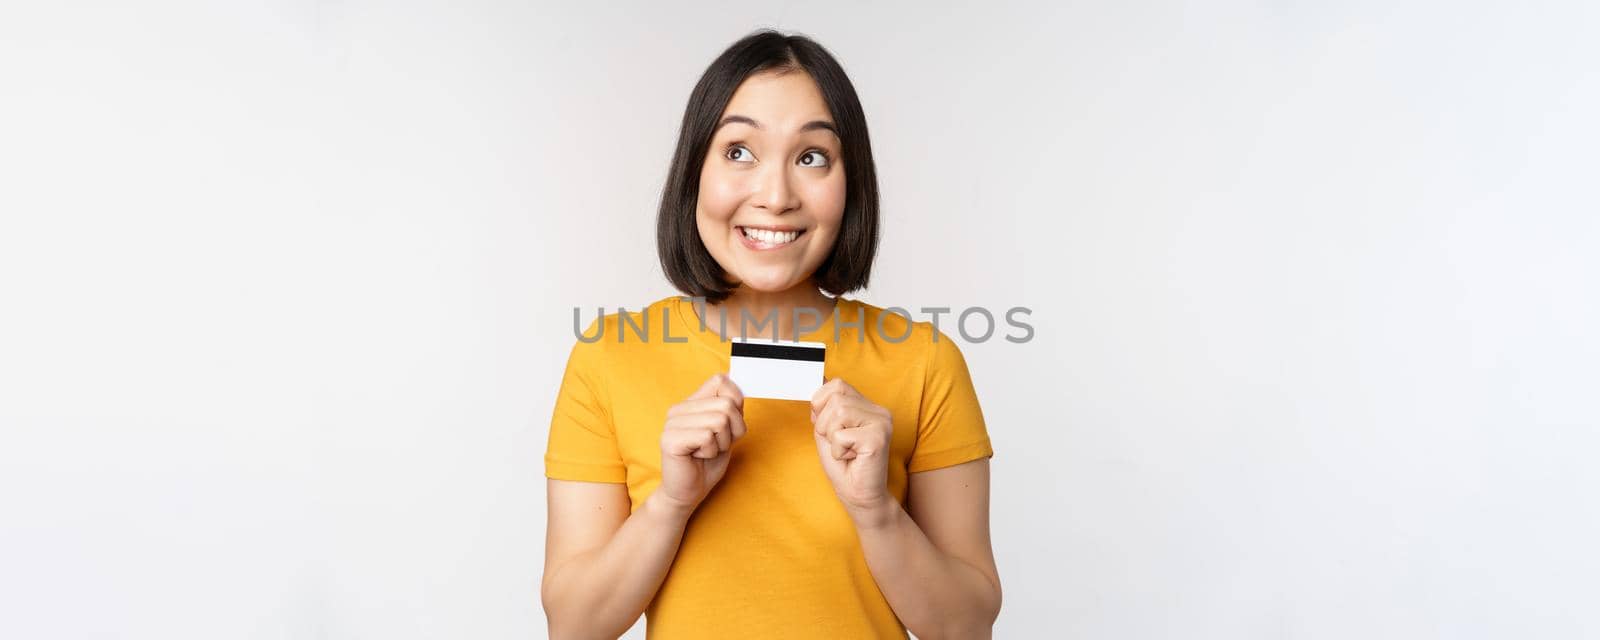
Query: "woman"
541 30 1000 639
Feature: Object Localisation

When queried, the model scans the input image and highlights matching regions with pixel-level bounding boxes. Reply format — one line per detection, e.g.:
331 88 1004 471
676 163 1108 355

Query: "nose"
752 163 800 214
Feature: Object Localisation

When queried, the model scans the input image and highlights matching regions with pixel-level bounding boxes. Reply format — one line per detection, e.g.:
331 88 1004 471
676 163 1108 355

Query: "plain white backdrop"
2 1 1597 638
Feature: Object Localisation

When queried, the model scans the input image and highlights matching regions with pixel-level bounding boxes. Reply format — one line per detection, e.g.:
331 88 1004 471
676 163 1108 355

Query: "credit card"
728 338 826 401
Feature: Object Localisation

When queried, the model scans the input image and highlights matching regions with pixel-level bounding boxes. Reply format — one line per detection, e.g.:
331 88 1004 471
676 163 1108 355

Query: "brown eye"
726 145 754 163
798 150 830 167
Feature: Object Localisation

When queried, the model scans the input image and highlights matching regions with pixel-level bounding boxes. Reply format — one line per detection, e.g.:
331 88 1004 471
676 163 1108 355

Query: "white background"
3 1 1597 638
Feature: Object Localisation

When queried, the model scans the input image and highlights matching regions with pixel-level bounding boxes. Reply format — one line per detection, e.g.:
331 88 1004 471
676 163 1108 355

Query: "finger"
835 427 885 459
711 424 730 452
810 379 848 422
815 404 857 461
689 373 729 400
693 427 722 459
809 377 841 410
815 401 861 438
824 398 891 439
677 412 734 454
813 400 839 439
812 377 857 402
714 375 745 409
728 404 747 441
664 428 720 459
669 396 742 418
828 427 864 460
832 432 852 460
818 402 888 457
662 430 688 456
673 400 745 443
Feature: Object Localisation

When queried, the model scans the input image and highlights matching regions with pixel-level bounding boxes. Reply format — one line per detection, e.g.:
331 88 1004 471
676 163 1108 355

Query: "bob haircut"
657 29 880 304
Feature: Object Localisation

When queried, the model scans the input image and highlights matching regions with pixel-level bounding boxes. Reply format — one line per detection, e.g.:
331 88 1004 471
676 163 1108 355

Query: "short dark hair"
657 29 880 304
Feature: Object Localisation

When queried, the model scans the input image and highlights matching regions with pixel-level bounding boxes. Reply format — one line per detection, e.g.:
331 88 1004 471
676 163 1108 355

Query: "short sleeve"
907 333 995 473
544 321 627 483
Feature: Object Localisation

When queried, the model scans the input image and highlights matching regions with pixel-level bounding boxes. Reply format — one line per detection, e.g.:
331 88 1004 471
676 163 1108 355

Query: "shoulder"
577 295 679 331
567 294 685 362
846 299 968 374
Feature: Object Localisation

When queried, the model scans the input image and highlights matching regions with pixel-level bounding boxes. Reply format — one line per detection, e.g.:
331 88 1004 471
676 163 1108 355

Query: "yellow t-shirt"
545 295 994 639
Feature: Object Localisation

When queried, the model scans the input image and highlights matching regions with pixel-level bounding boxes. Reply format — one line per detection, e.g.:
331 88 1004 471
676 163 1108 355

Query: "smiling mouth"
737 226 805 248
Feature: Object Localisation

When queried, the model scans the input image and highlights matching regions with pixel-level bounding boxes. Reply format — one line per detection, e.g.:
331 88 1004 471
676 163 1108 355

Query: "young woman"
541 30 1000 639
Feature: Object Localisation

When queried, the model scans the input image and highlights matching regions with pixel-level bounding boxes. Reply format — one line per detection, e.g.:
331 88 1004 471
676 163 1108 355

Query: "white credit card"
728 338 826 401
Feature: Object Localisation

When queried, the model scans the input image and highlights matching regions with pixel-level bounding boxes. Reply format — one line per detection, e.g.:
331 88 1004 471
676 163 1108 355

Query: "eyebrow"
716 114 838 137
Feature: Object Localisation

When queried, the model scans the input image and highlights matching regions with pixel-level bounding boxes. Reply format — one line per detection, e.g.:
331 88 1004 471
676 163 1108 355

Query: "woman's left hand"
810 378 894 515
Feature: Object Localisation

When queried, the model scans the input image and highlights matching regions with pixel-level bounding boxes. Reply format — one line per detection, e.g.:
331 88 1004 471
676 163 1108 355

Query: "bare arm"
541 374 746 639
540 480 695 640
848 458 1002 640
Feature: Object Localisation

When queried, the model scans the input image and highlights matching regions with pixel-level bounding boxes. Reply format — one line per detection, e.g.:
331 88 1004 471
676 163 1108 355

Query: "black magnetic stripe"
730 341 826 362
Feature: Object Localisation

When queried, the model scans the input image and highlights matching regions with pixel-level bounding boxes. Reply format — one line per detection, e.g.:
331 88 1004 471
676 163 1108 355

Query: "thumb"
814 429 842 470
689 373 730 400
716 375 745 408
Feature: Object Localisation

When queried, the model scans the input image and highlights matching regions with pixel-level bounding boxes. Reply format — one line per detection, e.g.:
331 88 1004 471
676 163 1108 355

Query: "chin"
730 271 803 293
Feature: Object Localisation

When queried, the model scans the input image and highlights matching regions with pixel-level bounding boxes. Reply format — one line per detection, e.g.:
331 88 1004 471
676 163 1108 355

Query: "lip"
737 224 805 232
735 225 806 251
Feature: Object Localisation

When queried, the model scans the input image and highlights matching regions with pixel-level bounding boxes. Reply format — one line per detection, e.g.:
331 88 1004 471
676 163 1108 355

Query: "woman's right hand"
655 373 747 513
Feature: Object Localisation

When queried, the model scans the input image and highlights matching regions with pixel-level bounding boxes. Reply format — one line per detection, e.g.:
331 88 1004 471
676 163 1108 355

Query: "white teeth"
741 227 800 245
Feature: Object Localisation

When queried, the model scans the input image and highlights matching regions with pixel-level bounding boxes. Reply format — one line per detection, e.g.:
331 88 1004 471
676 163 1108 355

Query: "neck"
705 282 837 341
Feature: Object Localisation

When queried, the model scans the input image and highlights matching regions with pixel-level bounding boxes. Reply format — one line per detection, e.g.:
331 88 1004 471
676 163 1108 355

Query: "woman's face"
696 70 846 294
